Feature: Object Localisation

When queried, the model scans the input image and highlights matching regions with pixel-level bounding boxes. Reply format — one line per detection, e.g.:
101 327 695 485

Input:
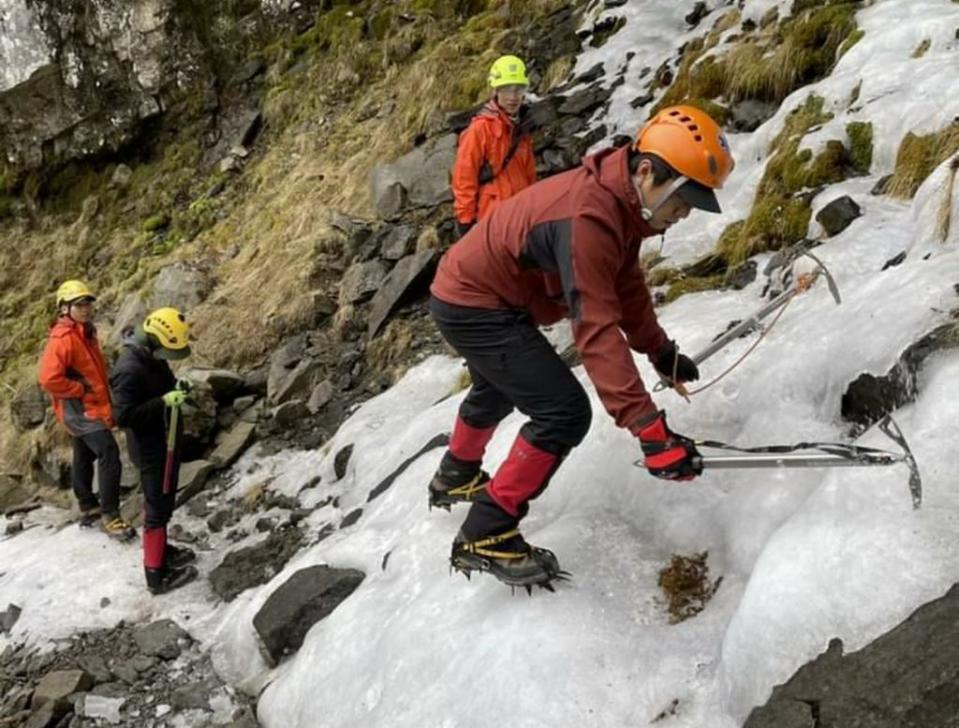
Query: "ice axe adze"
655 250 842 394
690 416 922 509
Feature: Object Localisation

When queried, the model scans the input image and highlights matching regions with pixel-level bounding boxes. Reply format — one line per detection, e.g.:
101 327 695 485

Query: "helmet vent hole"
679 115 691 122
689 124 699 131
694 135 703 142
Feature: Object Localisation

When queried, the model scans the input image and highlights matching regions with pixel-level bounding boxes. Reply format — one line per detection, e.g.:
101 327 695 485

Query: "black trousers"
129 441 179 530
71 429 121 515
430 297 591 455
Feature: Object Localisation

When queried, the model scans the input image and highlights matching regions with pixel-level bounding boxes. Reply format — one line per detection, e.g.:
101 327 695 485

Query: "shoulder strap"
477 125 526 186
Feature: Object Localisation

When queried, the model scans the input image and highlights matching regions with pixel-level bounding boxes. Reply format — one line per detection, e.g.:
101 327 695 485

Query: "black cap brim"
677 178 722 213
155 345 191 361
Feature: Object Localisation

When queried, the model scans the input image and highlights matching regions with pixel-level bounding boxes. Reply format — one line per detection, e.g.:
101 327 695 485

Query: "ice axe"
690 416 922 509
655 250 842 395
161 379 190 496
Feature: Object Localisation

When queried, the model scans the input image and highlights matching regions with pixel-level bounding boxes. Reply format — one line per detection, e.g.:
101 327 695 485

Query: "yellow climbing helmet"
143 307 191 360
488 55 529 88
56 280 96 306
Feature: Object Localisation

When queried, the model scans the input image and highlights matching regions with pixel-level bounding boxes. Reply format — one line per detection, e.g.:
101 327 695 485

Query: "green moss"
838 29 864 58
846 121 873 174
887 121 959 198
664 273 725 303
142 213 171 233
647 266 681 287
912 38 931 58
0 196 14 220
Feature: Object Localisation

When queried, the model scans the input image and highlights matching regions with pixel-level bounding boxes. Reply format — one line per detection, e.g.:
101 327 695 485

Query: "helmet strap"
641 175 689 220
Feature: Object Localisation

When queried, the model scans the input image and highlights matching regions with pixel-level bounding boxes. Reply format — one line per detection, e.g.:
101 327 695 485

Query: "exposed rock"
270 356 322 405
334 444 353 480
307 380 335 414
379 224 417 261
272 399 310 426
685 1 709 27
109 292 149 347
730 99 778 133
209 526 305 601
0 474 32 513
367 249 437 338
367 433 449 502
574 62 605 85
370 133 457 219
230 59 266 85
842 323 959 428
109 164 133 189
149 262 212 311
745 584 959 727
340 508 362 528
23 702 60 728
210 422 256 469
133 619 191 661
10 383 47 430
174 459 215 506
339 259 389 306
179 381 218 456
816 196 862 237
266 334 308 400
727 260 758 290
252 565 365 666
182 368 246 403
558 84 612 116
629 93 654 109
1 603 22 633
33 669 93 707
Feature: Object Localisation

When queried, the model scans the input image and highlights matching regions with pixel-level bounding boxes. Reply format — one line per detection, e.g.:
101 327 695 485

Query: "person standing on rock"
111 308 198 595
38 280 136 541
451 54 537 238
429 106 735 591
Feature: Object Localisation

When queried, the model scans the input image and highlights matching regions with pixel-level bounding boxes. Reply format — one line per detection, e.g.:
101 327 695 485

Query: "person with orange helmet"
450 55 538 238
38 280 135 540
428 105 735 590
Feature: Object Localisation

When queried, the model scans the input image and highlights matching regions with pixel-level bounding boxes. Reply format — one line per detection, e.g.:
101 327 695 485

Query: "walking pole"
688 416 923 509
655 251 842 393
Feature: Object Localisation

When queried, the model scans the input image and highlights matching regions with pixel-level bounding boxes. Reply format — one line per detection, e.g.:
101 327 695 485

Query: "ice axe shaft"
695 451 903 470
162 403 179 496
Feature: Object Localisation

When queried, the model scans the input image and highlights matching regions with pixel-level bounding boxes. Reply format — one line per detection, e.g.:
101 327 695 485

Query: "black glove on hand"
652 341 700 384
455 220 475 239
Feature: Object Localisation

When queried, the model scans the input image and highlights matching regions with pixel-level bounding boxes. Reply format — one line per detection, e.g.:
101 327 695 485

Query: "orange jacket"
38 317 114 435
451 101 536 224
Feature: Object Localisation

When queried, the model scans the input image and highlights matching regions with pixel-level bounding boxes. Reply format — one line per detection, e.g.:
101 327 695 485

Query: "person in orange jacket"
451 54 537 238
38 280 135 540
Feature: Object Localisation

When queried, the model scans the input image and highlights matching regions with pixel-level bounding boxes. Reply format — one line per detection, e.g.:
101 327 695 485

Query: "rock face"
252 565 364 666
370 133 458 219
745 583 959 728
0 0 208 173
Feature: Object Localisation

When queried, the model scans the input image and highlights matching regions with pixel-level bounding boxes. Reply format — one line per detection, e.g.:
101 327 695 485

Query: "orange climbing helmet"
634 105 735 213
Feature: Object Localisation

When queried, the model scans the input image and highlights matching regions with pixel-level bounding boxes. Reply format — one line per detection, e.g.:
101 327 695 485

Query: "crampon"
450 529 571 594
428 470 490 511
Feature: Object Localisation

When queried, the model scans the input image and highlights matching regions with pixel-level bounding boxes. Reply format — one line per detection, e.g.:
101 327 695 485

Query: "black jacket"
110 332 177 466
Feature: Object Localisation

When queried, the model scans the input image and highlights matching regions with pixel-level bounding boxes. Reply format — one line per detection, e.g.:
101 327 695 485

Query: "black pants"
71 429 121 515
129 437 179 530
430 297 591 454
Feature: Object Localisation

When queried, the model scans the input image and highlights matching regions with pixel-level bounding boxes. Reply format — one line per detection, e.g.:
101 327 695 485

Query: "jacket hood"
582 145 658 239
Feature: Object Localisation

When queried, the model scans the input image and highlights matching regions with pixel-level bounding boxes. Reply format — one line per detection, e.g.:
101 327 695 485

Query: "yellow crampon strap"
462 529 527 560
446 473 487 499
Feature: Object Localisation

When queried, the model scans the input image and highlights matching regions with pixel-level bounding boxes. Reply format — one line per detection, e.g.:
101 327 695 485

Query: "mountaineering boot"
101 513 137 541
165 543 197 569
145 564 198 595
449 491 569 592
450 530 567 593
428 451 490 510
78 505 101 528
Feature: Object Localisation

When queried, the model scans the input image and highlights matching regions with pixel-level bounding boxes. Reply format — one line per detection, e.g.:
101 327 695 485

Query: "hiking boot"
101 514 137 542
428 452 490 510
78 505 101 528
145 564 198 595
165 543 196 570
450 529 568 593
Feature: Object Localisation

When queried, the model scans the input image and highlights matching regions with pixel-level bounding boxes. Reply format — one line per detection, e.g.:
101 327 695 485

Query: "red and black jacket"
432 144 669 431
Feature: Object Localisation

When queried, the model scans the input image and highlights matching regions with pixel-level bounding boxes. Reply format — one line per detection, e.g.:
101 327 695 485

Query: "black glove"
652 341 699 384
635 411 702 481
455 220 475 239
